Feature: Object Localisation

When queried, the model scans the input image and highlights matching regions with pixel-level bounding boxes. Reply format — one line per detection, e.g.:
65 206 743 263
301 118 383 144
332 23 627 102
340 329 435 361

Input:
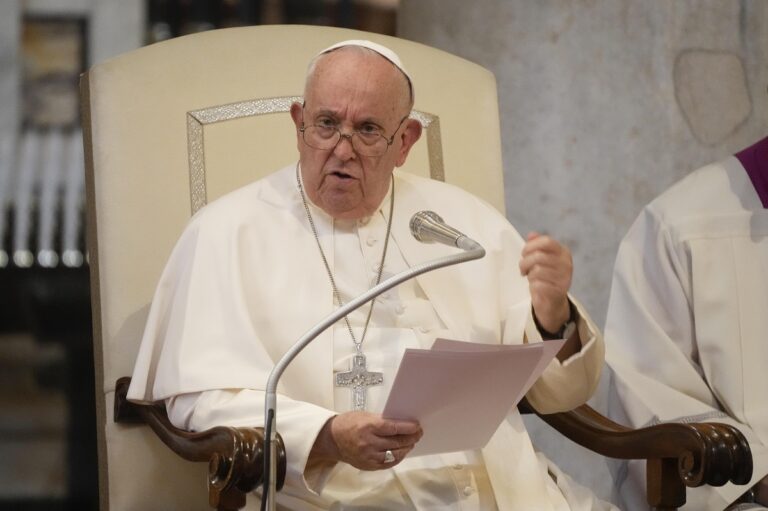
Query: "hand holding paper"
311 411 422 470
382 338 565 457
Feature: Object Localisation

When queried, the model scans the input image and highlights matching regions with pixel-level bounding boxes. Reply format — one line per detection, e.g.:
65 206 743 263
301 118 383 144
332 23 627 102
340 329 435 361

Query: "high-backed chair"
81 25 752 511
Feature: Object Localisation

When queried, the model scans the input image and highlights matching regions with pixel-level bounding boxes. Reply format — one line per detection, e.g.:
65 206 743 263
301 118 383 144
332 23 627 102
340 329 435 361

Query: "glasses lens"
303 126 388 156
353 132 387 155
304 126 338 150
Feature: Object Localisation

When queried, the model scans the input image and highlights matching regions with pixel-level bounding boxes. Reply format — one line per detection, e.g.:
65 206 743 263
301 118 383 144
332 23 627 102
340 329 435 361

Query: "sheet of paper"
382 338 566 457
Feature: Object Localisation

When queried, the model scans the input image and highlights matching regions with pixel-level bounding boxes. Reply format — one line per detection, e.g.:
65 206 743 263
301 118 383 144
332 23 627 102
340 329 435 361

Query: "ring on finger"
383 449 395 463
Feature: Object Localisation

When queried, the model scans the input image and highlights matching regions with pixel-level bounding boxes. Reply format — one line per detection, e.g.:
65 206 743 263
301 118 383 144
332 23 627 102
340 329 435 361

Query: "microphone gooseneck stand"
261 214 485 511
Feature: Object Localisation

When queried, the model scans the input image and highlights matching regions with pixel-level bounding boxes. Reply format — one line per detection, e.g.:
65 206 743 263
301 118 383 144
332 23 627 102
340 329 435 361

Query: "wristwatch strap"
534 299 577 340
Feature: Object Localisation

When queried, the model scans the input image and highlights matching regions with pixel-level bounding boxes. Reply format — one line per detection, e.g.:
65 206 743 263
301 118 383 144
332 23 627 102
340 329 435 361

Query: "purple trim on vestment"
735 136 768 208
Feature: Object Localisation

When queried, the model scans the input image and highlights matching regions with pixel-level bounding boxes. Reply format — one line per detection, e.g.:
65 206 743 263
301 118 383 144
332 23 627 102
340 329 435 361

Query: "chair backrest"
82 24 504 510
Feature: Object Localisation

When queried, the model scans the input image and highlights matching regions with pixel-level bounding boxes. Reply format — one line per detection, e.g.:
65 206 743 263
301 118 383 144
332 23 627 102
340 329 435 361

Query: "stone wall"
399 0 768 327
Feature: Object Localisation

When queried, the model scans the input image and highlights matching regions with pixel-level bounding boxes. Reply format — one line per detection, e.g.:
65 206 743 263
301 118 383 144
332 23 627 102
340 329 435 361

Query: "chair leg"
647 457 685 510
214 488 246 511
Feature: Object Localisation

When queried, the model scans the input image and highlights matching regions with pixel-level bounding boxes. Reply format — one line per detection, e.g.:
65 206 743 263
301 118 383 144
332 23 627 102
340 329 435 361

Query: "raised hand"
519 232 573 333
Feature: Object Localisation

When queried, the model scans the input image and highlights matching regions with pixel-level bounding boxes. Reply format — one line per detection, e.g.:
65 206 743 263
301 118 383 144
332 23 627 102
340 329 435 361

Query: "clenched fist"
519 232 573 334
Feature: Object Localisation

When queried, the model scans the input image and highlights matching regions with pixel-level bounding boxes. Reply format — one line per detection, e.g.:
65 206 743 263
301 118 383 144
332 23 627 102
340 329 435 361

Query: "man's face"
290 49 421 220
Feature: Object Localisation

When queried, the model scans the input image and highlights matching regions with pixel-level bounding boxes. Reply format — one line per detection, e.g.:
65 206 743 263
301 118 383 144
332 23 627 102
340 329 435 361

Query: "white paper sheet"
382 338 566 456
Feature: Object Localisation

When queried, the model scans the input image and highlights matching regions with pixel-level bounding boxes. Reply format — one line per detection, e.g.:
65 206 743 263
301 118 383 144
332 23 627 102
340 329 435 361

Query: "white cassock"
128 164 614 510
604 153 768 510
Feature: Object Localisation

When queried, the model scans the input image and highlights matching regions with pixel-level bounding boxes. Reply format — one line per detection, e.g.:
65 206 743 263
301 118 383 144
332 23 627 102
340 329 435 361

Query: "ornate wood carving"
115 377 286 510
520 398 752 510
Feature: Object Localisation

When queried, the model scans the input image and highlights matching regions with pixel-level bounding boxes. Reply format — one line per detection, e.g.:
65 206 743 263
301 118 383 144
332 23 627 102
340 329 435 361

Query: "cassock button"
395 305 405 315
463 486 475 497
358 217 371 227
366 236 377 247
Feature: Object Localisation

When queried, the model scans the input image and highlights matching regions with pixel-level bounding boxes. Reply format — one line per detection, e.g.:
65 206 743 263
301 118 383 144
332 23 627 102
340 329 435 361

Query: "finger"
367 430 423 454
520 251 557 274
372 418 422 437
525 264 571 287
521 244 562 271
379 445 415 467
364 441 418 470
520 252 571 278
390 431 423 449
333 419 422 471
521 235 562 258
345 439 398 470
521 241 572 272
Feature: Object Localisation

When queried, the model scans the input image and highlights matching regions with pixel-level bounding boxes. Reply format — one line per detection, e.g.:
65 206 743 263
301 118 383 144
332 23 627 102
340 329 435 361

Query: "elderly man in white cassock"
128 40 615 510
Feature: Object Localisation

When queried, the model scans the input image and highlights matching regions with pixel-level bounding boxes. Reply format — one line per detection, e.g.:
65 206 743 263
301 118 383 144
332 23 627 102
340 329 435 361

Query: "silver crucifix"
335 353 383 411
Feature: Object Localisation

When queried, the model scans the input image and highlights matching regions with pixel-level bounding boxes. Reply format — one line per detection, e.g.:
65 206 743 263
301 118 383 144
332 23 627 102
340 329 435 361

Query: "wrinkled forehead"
305 49 412 116
305 41 414 110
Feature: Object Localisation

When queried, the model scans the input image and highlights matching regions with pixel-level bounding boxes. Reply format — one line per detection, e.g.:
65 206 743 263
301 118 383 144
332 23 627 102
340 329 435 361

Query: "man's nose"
333 133 356 160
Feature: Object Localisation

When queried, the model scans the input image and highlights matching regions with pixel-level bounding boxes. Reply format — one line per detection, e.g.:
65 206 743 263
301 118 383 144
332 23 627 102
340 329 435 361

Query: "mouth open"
330 171 354 180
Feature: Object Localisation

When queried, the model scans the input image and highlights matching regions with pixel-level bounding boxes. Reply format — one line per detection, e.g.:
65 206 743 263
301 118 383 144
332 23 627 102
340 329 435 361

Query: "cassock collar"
735 135 768 208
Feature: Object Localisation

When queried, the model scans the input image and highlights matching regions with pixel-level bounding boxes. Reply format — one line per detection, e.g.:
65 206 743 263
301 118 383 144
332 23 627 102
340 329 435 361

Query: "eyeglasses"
299 115 409 157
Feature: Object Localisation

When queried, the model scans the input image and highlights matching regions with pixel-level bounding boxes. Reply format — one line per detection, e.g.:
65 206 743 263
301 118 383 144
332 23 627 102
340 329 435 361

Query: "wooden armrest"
520 398 753 510
115 377 286 511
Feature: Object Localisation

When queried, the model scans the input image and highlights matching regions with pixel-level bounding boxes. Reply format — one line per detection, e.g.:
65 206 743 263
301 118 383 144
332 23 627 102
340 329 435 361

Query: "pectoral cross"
335 353 383 411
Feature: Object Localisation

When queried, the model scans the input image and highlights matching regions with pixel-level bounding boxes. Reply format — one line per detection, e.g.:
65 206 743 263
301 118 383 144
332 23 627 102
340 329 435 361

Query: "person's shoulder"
396 170 503 216
645 157 748 224
188 164 295 230
397 170 470 194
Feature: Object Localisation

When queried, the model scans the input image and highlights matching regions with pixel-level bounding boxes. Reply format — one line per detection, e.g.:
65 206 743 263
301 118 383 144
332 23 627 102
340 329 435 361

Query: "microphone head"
409 211 444 241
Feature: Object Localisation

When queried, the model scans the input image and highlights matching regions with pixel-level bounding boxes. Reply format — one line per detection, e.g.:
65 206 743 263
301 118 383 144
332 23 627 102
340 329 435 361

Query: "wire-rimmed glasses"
299 115 409 157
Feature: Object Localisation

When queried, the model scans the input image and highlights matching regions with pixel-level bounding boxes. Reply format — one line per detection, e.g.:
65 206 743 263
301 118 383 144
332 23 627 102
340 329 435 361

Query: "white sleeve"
524 297 605 414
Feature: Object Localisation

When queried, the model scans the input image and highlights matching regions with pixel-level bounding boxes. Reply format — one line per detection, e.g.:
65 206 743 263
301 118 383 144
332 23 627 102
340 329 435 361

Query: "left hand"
519 232 573 333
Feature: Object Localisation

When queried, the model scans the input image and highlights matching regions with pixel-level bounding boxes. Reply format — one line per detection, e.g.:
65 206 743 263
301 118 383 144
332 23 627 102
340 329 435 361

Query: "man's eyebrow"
309 108 339 118
308 109 385 128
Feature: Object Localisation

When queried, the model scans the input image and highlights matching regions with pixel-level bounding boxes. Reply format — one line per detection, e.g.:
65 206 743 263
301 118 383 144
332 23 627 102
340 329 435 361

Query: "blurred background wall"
0 1 765 509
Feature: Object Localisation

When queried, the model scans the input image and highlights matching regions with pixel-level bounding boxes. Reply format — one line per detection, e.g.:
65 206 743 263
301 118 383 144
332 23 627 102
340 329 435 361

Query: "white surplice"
605 157 768 510
128 164 611 510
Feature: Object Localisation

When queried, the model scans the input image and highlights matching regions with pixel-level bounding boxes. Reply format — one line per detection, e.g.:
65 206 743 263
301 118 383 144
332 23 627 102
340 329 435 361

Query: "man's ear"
290 102 305 152
290 102 303 130
395 119 423 168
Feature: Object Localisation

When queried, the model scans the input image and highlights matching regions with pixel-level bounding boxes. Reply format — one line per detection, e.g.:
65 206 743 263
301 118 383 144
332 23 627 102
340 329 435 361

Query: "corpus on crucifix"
334 353 383 411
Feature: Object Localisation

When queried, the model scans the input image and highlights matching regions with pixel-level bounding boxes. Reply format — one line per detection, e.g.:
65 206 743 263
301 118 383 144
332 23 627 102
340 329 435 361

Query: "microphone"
410 211 481 251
